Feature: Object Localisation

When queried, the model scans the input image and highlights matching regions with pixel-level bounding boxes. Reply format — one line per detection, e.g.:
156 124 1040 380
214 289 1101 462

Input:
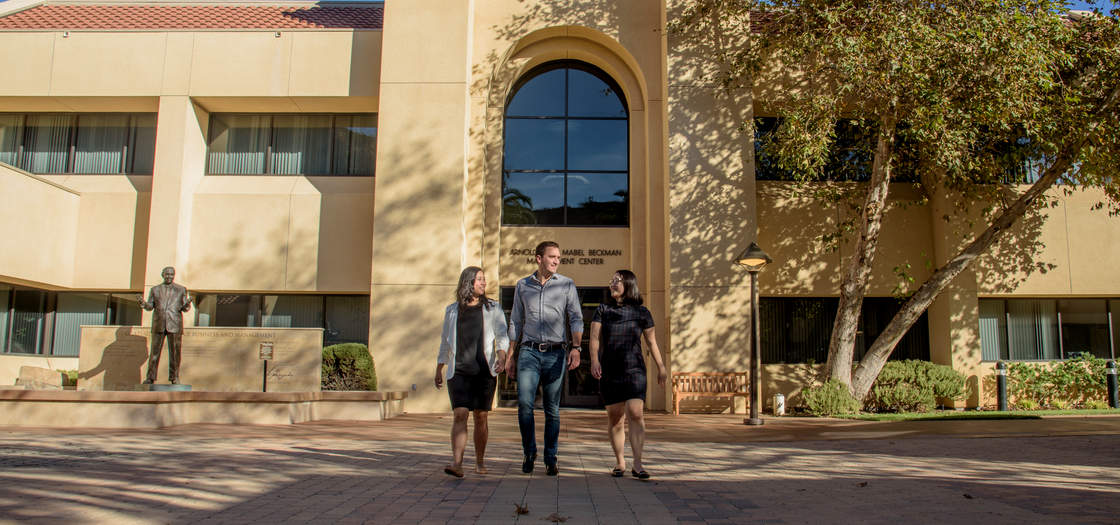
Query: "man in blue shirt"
505 241 584 476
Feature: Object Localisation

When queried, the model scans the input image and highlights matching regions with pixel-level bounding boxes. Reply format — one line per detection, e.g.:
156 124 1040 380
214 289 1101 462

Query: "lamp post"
736 242 772 426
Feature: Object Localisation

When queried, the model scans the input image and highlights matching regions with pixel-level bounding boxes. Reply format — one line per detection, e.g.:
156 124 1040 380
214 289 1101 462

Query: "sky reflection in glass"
503 61 628 226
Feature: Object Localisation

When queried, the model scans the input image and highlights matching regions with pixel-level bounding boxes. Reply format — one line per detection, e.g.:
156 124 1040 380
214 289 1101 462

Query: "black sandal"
611 467 624 477
631 469 650 480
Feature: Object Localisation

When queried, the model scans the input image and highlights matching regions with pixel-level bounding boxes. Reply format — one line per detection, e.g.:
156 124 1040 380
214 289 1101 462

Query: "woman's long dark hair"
613 269 643 306
456 266 491 311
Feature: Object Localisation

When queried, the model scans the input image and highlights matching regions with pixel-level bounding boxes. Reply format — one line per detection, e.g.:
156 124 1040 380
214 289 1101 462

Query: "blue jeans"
517 344 566 465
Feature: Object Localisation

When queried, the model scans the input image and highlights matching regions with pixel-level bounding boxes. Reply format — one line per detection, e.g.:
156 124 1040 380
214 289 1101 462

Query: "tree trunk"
824 114 897 388
848 83 1120 400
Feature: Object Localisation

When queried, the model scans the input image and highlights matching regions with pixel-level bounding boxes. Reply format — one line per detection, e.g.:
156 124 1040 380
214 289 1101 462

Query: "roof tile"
0 3 383 30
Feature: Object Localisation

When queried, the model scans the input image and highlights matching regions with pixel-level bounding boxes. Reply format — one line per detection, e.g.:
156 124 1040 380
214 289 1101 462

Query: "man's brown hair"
535 241 560 257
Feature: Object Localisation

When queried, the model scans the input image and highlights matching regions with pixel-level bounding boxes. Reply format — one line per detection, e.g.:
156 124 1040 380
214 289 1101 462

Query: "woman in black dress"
589 269 667 480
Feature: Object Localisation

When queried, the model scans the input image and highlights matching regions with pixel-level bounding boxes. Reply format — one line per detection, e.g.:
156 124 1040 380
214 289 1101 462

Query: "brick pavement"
1 410 1119 524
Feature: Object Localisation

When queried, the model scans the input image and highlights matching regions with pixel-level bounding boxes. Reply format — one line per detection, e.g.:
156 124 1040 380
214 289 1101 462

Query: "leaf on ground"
963 493 974 499
543 513 569 522
514 503 530 515
857 481 868 487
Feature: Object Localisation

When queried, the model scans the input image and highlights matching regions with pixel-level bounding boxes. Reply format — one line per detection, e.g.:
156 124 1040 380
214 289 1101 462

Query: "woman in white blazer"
435 266 510 478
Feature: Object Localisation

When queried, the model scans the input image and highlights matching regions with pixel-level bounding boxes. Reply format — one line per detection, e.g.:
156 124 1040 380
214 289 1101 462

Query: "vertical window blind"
0 288 141 356
979 298 1118 360
0 113 156 174
206 114 376 176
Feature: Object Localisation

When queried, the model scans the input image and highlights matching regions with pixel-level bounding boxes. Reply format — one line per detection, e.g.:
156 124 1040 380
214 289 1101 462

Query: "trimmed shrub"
60 369 78 387
322 343 377 391
802 379 862 416
867 360 968 413
871 382 931 412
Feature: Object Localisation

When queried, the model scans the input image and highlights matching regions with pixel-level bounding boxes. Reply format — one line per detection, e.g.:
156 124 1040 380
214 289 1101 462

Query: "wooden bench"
671 372 749 415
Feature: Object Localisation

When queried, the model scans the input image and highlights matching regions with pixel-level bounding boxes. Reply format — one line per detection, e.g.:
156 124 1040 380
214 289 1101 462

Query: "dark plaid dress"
593 302 654 405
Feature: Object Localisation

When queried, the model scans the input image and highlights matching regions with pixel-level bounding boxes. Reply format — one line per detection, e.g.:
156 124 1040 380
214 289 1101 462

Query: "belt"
522 341 566 352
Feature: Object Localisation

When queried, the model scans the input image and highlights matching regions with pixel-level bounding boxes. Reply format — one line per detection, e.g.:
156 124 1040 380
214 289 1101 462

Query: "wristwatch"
570 345 582 352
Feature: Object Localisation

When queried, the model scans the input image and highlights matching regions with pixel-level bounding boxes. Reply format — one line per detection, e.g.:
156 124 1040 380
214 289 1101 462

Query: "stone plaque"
78 326 323 392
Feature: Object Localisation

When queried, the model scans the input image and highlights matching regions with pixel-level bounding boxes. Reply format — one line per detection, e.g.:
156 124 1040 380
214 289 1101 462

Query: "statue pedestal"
141 384 192 392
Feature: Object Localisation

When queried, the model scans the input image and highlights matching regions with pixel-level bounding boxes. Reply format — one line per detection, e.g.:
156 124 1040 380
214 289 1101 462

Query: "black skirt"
447 373 496 410
601 372 647 405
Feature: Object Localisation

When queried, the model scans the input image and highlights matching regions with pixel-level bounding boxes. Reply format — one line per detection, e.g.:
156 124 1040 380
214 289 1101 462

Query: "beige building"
1 0 1117 412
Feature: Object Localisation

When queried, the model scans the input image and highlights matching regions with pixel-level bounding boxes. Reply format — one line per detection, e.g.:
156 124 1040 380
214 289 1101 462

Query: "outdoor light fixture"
736 242 771 425
736 242 772 270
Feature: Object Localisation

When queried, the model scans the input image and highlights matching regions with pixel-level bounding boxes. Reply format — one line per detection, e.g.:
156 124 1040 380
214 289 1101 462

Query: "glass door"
499 286 607 408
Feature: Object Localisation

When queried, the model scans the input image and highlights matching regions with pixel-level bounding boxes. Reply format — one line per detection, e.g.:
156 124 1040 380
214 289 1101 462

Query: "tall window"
206 114 376 176
502 61 629 226
979 298 1118 361
759 297 930 364
0 286 140 356
194 294 369 346
0 113 156 174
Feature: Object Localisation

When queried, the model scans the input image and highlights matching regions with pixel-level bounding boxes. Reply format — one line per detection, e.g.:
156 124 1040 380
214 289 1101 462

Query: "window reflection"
567 69 626 117
503 119 564 171
502 61 628 226
505 69 566 117
503 172 564 225
1058 299 1110 359
567 120 627 171
566 172 628 226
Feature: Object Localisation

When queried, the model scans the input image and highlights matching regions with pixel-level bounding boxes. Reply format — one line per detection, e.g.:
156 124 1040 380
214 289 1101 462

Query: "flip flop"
611 467 624 477
444 465 465 478
476 464 488 475
631 469 650 480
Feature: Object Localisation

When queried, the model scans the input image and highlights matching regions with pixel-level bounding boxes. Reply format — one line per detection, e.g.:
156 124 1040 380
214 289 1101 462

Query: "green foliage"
1085 399 1109 410
1006 355 1108 407
1016 398 1041 411
321 343 376 391
802 379 862 417
871 382 930 413
867 360 969 413
672 0 1120 402
53 369 78 387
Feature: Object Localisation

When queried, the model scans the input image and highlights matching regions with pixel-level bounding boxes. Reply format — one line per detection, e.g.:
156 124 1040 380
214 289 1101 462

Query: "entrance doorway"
499 287 606 408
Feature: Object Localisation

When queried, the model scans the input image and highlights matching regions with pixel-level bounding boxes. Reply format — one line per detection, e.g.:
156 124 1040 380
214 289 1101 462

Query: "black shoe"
142 379 154 385
522 453 536 474
546 463 559 476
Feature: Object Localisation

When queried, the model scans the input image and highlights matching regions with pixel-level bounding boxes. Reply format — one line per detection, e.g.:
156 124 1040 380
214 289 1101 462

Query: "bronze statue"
139 266 192 384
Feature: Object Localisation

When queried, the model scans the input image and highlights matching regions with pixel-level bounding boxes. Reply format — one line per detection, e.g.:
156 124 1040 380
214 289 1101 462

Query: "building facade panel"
0 33 55 95
49 32 169 96
0 165 80 287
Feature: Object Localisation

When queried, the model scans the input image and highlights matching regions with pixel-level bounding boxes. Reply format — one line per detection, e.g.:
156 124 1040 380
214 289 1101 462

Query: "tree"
672 0 1120 400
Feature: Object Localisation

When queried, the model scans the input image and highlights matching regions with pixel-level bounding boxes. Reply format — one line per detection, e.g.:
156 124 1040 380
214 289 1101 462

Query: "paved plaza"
2 409 1119 524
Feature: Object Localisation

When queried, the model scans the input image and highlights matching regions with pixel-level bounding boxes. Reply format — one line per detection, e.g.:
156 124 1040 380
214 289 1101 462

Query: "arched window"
502 61 629 226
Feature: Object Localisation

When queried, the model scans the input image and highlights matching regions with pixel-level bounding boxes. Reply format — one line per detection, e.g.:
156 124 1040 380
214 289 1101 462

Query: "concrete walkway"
1 409 1119 524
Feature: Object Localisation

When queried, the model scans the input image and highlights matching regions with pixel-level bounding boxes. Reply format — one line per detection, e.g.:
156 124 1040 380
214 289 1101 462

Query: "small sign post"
259 342 274 392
